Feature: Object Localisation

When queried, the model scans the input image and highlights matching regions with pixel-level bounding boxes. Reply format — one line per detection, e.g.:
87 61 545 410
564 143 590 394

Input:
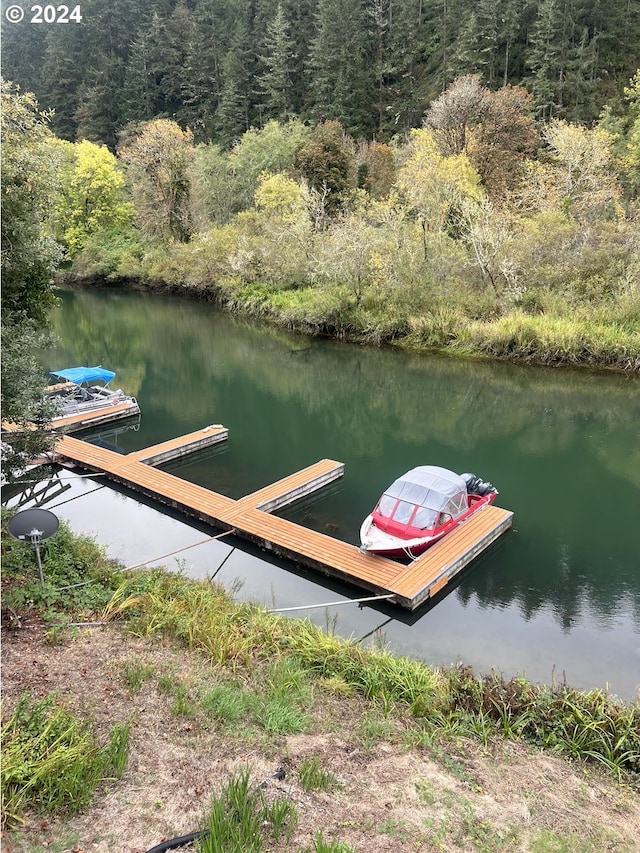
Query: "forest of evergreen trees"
3 0 640 150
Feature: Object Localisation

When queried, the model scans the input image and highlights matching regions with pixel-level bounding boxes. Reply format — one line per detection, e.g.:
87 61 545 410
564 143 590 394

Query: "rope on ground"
123 529 237 572
268 593 395 613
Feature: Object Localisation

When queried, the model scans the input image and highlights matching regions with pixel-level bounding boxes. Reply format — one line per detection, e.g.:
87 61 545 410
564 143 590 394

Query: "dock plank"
126 426 229 465
230 508 406 589
390 506 513 605
235 459 344 512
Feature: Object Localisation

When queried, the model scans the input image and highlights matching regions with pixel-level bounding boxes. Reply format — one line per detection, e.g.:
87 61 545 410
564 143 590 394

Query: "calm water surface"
37 287 640 700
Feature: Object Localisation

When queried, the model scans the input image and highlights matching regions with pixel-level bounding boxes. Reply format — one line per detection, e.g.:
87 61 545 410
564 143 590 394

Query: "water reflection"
35 286 640 700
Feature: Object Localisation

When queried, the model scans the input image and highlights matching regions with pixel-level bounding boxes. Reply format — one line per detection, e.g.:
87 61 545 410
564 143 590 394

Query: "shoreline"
57 274 640 375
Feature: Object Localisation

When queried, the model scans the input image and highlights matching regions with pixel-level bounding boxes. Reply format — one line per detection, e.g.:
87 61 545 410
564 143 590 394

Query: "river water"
32 287 640 701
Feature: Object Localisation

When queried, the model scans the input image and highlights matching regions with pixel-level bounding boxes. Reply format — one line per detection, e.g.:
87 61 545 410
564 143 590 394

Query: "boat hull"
359 515 446 558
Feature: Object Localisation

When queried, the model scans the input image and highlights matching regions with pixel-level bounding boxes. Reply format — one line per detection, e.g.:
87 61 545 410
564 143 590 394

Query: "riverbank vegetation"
3 69 640 389
49 79 640 371
2 513 638 849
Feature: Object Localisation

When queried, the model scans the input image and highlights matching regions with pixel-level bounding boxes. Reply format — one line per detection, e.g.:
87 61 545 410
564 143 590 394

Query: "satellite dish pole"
7 509 60 586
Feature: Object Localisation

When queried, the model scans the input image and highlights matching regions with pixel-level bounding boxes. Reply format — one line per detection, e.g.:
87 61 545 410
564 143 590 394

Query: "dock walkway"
54 430 512 610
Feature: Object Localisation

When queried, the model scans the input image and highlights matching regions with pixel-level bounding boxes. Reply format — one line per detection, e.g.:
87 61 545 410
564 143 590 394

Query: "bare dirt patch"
2 619 639 852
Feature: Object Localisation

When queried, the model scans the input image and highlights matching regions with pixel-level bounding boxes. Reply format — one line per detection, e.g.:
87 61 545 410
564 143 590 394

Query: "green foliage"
201 682 256 725
201 660 311 736
1 512 125 619
256 7 297 123
396 128 482 235
0 320 57 477
117 658 155 693
0 693 129 827
298 757 339 792
20 64 630 373
301 832 357 853
295 121 355 218
600 71 640 198
227 119 310 216
0 82 62 479
118 119 195 242
105 570 640 781
4 0 640 147
445 668 640 778
455 312 640 370
1 81 61 325
70 225 145 280
199 768 297 853
53 140 134 256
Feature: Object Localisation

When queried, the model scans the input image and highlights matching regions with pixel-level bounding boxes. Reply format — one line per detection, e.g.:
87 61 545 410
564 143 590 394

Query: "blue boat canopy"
50 366 116 385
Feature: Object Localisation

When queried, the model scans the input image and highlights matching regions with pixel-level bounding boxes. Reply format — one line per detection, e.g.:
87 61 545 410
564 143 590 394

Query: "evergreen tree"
40 24 88 139
384 0 436 134
0 21 47 95
122 33 156 124
450 10 482 80
163 1 195 125
257 4 297 122
279 0 318 116
307 0 375 137
188 0 236 141
214 41 252 147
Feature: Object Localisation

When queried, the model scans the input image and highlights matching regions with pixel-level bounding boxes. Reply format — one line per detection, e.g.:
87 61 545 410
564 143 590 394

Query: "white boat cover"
382 466 467 516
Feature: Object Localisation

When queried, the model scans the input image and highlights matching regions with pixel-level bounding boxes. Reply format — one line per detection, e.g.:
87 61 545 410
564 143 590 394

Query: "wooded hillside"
3 0 640 149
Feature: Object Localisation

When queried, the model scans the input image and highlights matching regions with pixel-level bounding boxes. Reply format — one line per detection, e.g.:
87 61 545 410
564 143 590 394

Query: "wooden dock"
53 430 513 610
126 425 229 465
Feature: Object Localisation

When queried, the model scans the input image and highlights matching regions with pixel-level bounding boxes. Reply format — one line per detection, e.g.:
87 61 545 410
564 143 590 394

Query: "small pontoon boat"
47 366 138 420
360 465 497 559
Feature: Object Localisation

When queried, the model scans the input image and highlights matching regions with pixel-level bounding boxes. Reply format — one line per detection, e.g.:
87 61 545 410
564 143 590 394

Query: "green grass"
0 693 129 828
298 757 339 792
455 312 640 370
201 681 255 724
199 768 298 853
170 683 198 718
117 657 155 693
301 833 358 853
1 510 125 622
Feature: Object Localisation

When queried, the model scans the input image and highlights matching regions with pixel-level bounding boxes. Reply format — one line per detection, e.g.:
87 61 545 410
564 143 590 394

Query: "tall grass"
1 693 130 827
199 768 297 853
104 572 640 781
456 312 640 370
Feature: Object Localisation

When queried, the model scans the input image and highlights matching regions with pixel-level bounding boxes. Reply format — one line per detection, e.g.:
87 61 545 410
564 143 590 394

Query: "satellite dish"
7 509 59 586
8 509 59 542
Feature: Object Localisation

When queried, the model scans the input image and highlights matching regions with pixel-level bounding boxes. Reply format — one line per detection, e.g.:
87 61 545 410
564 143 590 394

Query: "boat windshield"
376 466 468 526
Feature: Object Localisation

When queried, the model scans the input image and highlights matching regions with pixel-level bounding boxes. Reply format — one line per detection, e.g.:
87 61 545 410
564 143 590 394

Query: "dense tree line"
2 0 639 149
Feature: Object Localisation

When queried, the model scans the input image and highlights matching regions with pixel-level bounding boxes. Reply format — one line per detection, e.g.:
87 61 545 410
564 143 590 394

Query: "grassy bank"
65 206 640 373
2 512 639 848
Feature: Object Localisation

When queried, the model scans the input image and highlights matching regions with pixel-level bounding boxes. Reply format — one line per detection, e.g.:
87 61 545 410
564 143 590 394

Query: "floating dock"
53 429 513 610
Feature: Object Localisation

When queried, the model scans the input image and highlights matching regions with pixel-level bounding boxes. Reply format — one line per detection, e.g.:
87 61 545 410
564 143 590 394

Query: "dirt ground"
2 616 639 853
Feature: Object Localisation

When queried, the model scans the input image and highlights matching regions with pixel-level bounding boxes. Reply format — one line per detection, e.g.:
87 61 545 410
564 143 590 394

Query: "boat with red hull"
359 465 497 559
